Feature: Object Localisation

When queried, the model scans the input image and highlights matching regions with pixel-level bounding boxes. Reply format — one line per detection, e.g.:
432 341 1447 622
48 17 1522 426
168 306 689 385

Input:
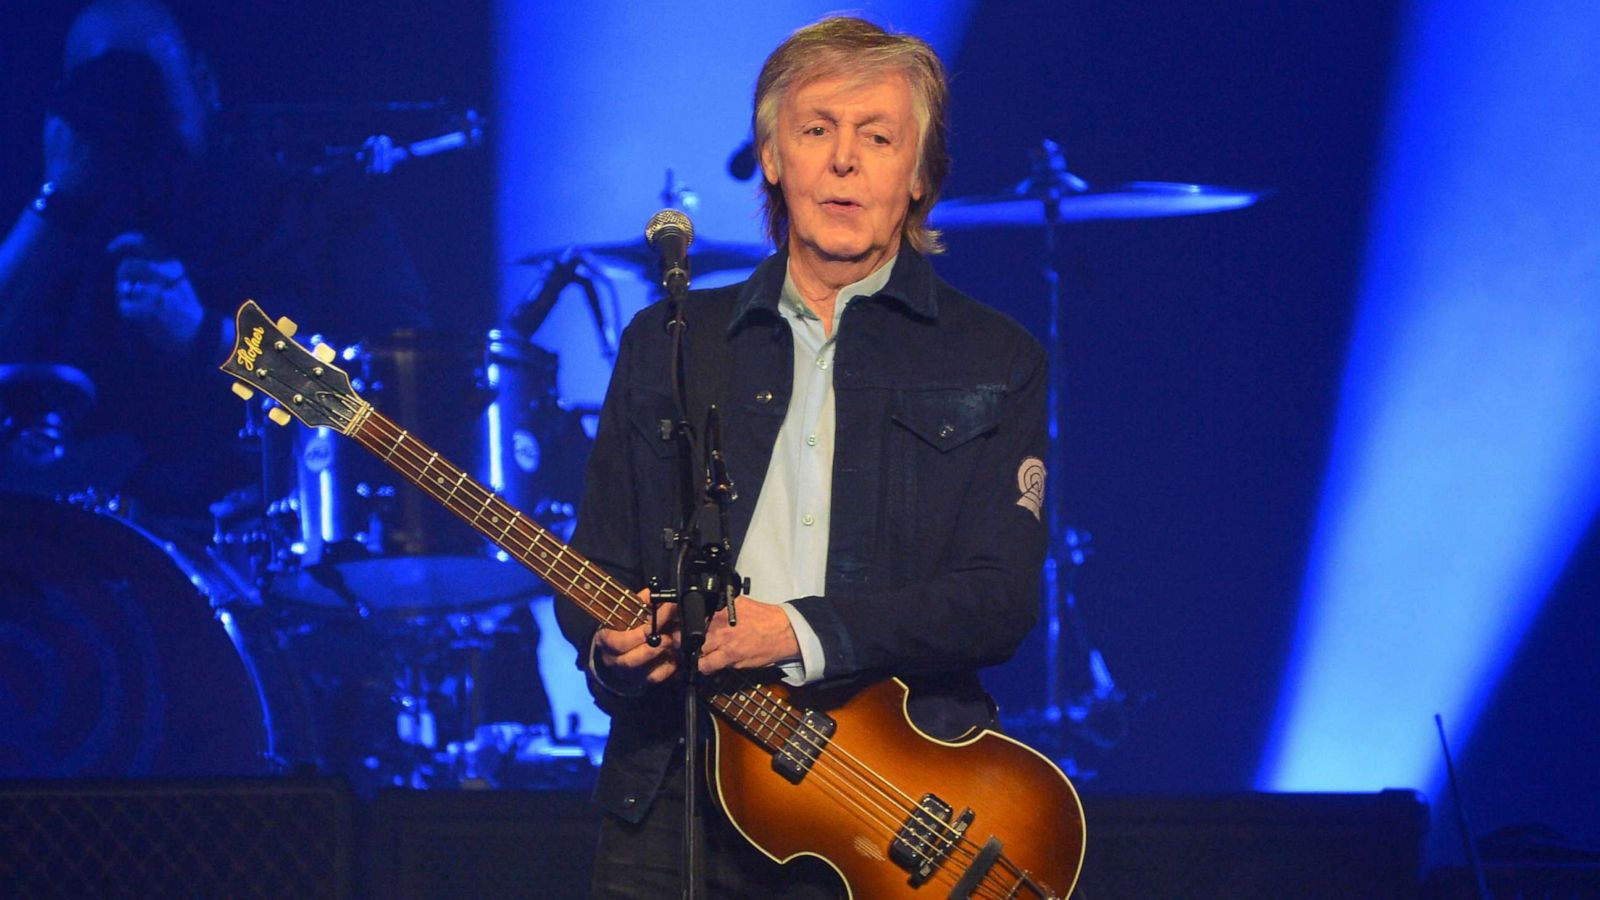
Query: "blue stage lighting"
1260 0 1600 794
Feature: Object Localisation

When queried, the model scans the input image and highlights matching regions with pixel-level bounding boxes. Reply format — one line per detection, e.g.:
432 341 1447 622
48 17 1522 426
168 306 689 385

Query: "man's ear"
759 140 781 186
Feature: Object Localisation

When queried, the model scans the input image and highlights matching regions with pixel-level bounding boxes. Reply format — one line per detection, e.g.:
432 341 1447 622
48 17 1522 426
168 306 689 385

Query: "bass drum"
0 494 295 777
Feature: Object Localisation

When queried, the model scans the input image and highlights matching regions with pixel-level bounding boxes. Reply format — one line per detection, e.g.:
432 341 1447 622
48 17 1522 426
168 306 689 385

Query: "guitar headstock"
219 300 365 432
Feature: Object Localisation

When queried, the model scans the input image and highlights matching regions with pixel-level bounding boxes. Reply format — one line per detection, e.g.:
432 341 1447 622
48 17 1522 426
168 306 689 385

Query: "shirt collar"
730 238 940 333
778 253 897 326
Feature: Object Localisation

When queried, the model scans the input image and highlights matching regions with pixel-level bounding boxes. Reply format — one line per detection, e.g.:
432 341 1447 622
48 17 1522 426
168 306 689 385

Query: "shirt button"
938 423 955 439
755 390 773 403
815 356 828 369
806 434 817 446
801 514 815 526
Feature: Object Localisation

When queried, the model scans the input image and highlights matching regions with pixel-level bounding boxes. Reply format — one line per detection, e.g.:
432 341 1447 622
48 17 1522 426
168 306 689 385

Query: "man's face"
762 72 922 268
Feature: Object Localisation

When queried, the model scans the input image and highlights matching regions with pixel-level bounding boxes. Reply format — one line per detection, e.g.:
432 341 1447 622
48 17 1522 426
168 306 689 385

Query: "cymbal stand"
1027 140 1123 746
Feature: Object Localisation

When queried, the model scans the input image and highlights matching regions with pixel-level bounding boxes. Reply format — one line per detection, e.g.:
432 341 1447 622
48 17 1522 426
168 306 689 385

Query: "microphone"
306 109 486 176
644 209 694 295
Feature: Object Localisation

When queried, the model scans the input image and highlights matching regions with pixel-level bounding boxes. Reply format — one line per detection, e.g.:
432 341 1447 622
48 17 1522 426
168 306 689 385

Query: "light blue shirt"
741 256 898 685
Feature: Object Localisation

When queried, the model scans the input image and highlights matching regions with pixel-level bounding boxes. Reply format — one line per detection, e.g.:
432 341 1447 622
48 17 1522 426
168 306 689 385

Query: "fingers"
596 619 680 687
696 598 799 675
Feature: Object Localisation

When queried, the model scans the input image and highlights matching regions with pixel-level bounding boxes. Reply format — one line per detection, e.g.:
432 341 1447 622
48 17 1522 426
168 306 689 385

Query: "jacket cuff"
787 595 856 677
776 601 826 685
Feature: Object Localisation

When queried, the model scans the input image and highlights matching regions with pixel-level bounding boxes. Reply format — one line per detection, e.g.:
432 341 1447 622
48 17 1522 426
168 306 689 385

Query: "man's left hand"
697 597 801 675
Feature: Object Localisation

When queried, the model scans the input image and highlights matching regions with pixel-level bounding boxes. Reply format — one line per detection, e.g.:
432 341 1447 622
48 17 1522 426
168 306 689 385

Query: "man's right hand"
592 589 681 693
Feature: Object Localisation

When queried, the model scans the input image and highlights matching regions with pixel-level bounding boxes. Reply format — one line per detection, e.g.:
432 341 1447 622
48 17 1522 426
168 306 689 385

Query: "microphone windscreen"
645 209 694 249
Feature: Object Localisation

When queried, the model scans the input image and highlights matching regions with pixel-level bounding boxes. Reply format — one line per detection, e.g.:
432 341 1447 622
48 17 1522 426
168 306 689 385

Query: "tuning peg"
312 343 336 364
231 383 255 401
276 316 299 338
267 407 293 427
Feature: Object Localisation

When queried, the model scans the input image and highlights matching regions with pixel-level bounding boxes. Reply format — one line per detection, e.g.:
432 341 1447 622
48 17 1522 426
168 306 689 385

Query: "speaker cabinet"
0 777 356 899
367 788 599 899
1073 790 1429 899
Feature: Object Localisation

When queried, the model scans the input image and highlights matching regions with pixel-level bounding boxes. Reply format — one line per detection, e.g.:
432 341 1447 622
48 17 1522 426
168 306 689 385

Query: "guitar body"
709 678 1085 898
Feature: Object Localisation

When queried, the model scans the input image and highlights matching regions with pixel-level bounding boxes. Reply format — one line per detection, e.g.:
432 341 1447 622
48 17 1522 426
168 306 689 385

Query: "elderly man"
559 16 1049 898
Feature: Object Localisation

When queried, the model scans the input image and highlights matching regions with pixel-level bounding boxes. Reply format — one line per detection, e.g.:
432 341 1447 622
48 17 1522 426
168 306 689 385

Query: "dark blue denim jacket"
559 245 1049 822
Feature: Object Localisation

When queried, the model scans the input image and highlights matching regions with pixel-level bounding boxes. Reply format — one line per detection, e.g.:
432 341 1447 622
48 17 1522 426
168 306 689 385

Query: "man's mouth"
822 198 861 210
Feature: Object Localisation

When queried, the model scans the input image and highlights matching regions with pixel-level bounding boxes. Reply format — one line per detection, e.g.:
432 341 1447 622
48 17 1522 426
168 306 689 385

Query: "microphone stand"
645 249 742 900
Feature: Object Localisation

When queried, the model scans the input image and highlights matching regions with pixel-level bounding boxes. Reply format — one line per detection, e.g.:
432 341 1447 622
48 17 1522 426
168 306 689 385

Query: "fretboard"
346 402 797 757
347 405 644 631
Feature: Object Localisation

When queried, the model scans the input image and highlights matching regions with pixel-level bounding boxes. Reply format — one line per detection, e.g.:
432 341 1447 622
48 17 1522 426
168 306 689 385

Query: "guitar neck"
345 404 644 631
348 403 793 754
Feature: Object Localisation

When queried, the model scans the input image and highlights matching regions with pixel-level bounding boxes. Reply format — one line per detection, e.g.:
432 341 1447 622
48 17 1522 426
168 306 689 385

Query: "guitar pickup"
770 709 836 784
890 794 973 888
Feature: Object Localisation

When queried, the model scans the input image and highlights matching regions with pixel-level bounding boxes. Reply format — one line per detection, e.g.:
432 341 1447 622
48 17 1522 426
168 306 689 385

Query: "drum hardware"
225 329 578 614
0 363 96 467
514 234 768 283
345 599 601 790
941 140 1262 773
929 138 1263 230
227 101 485 177
203 325 598 791
0 364 139 498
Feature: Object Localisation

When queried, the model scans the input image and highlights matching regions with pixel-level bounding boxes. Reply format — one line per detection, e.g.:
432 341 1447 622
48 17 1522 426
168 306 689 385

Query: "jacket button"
938 423 954 439
622 796 638 808
755 390 773 403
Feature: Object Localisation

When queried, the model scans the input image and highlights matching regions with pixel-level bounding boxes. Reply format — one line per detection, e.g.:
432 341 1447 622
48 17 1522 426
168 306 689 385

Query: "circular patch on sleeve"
1016 456 1046 520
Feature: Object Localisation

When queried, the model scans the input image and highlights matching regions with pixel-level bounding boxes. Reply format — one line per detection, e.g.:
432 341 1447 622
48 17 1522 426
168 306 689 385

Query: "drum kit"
0 136 1258 789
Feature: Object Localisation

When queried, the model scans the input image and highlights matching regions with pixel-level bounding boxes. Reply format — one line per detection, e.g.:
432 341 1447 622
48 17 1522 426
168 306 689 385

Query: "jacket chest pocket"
891 387 1002 453
885 386 1003 561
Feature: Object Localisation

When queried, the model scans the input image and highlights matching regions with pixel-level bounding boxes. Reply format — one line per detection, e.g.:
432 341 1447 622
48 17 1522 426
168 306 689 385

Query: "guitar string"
709 684 1038 898
328 397 1049 896
702 691 1023 899
343 404 1046 895
712 678 1050 896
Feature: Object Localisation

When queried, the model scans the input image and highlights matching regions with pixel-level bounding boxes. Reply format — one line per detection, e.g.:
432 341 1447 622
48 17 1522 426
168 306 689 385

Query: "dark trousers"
589 753 843 899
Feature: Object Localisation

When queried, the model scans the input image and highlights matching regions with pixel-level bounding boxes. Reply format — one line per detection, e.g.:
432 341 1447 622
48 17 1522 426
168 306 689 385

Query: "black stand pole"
1023 140 1124 770
648 244 741 900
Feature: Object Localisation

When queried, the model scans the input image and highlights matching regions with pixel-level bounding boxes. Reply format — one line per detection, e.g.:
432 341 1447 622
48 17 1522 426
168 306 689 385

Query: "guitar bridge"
889 793 973 888
771 709 835 784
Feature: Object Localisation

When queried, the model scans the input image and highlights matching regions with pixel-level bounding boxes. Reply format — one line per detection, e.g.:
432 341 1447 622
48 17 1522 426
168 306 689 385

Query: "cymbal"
516 236 770 280
930 180 1262 230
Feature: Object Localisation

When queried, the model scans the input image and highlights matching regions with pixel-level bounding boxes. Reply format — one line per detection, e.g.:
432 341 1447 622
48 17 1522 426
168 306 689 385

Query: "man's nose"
830 134 857 174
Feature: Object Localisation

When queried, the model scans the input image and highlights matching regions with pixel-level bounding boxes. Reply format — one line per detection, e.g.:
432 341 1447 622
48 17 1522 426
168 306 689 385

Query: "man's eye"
870 134 891 145
805 126 827 136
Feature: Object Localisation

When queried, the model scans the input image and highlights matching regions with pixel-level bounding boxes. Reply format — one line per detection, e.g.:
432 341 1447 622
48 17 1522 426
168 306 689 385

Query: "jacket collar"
729 239 939 333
